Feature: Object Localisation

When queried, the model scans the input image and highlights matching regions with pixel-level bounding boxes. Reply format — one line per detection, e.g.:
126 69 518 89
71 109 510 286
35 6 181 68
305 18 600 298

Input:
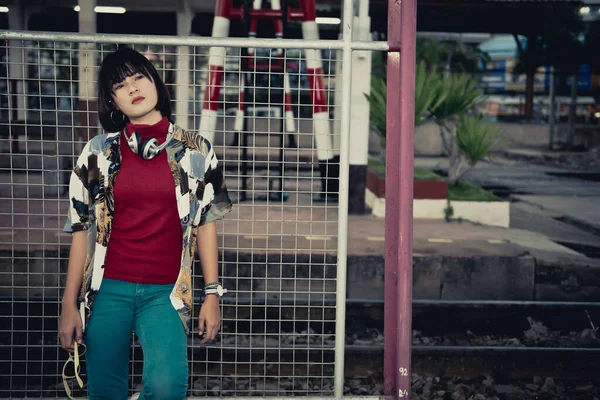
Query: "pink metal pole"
385 0 416 397
397 0 417 397
384 0 402 395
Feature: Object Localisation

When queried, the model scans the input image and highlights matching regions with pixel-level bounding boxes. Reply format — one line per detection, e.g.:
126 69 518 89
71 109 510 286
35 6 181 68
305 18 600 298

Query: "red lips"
132 96 145 105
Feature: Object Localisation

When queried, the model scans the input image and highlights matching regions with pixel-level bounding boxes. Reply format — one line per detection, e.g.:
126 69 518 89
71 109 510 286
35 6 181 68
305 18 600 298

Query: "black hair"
97 47 171 132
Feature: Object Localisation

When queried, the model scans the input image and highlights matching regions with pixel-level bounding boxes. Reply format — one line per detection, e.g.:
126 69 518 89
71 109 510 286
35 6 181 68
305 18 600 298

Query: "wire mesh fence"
0 33 356 398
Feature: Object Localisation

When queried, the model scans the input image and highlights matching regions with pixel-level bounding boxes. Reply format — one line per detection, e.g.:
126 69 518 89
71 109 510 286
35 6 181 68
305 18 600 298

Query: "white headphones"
123 122 175 160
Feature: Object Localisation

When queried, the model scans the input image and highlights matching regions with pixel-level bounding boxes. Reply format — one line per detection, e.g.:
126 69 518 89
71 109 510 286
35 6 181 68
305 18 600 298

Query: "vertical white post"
176 3 193 130
349 16 371 166
234 74 245 132
78 0 96 101
347 0 371 214
283 72 296 132
334 0 353 398
358 0 368 19
332 44 343 155
77 0 96 144
332 0 346 156
8 4 26 121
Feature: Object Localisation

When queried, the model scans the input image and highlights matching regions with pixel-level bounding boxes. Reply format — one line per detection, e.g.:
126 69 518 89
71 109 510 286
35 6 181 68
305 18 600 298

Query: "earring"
110 109 125 124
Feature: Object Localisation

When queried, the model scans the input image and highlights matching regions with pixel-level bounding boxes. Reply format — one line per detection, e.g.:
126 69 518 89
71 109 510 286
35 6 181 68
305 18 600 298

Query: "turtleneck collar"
125 116 170 140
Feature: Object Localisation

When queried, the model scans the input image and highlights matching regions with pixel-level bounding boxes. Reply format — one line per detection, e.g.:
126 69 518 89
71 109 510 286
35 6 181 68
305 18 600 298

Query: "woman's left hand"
198 296 221 344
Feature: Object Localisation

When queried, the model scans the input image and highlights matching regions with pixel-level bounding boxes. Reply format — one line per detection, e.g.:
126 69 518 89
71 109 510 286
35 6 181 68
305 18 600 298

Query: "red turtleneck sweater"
103 116 182 284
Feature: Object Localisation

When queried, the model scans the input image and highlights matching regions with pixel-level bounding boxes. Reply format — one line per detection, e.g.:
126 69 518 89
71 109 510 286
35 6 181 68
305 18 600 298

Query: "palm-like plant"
365 42 501 216
430 72 484 174
425 72 489 193
365 73 387 142
430 72 483 124
415 61 445 126
451 114 503 184
365 60 443 153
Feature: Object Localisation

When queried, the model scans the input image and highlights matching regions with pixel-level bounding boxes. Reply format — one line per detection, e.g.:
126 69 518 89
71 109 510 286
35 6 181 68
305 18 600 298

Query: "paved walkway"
513 195 600 232
0 177 594 268
1 126 599 265
415 154 600 258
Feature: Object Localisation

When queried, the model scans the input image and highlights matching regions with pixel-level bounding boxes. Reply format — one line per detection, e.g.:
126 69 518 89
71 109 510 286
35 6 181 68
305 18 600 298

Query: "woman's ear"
109 99 119 111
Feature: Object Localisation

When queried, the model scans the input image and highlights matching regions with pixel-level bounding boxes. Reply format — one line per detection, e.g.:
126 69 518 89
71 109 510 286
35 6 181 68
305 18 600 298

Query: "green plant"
414 61 445 126
444 205 454 221
456 114 503 164
364 50 504 219
367 158 443 181
425 72 486 187
445 114 502 185
365 73 387 141
431 72 484 124
448 181 502 202
365 60 444 143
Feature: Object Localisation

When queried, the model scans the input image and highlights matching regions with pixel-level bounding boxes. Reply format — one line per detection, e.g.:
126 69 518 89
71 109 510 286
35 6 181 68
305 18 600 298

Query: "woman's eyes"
113 75 144 90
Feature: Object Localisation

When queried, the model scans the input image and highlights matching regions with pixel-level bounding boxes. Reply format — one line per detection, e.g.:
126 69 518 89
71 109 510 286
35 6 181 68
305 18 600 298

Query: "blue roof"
478 34 526 58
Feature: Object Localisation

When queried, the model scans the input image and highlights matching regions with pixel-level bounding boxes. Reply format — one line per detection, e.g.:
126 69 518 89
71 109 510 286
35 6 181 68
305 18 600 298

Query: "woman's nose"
128 84 139 94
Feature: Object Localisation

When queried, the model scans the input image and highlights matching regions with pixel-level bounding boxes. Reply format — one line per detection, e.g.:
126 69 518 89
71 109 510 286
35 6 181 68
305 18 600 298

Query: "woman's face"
111 73 160 124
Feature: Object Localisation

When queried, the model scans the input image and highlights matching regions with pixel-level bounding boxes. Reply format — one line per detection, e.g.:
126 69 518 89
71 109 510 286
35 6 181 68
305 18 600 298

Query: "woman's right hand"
59 304 83 352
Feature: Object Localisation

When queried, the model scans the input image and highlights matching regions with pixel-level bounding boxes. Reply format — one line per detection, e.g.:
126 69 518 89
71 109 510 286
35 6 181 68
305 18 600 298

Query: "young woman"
58 47 232 399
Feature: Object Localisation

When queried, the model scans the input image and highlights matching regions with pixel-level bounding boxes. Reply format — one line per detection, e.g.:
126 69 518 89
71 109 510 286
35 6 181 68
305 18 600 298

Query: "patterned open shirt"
63 123 233 335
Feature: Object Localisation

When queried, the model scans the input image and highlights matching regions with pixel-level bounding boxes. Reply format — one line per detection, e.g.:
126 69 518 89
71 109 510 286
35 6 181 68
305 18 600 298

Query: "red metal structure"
201 0 336 201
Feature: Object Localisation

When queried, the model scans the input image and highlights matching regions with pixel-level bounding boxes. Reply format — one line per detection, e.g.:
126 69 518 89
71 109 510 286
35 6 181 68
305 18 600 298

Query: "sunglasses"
62 342 87 400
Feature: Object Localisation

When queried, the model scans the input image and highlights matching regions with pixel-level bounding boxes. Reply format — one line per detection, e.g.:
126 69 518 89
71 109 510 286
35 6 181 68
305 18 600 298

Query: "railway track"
1 298 599 398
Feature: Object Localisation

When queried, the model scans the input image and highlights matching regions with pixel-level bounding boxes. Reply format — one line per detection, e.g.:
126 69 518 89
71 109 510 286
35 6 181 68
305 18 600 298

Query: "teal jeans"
85 278 188 400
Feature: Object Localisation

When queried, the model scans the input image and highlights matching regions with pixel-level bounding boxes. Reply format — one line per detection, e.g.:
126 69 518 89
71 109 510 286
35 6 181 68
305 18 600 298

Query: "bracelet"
204 282 221 289
205 285 227 297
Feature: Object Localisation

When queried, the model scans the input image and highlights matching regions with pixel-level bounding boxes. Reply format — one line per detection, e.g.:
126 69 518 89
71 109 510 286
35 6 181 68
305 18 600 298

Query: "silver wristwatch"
205 285 227 297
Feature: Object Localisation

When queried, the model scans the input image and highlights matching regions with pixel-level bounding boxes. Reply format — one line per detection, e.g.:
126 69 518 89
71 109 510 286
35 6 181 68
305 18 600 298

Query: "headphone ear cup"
141 138 159 160
134 132 144 155
126 131 143 155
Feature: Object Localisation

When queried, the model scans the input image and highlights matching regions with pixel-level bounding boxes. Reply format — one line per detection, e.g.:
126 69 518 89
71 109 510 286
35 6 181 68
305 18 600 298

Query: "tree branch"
512 33 524 55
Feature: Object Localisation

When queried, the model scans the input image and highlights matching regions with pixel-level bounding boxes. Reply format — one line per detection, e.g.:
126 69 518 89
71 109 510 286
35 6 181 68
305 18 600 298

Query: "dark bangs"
104 59 155 90
97 47 172 132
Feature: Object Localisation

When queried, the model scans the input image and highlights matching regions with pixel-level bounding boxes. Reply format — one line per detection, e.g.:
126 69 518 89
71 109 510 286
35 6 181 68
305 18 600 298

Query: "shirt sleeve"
63 142 92 234
195 141 233 226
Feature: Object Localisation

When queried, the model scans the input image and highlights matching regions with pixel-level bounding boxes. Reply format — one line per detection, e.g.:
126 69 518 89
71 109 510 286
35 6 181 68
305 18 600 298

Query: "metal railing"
0 15 390 400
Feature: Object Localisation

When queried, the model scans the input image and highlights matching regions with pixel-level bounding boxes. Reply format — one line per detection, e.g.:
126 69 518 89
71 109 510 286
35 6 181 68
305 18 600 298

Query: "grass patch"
368 158 386 176
414 168 444 181
368 158 501 201
449 181 502 202
368 158 443 181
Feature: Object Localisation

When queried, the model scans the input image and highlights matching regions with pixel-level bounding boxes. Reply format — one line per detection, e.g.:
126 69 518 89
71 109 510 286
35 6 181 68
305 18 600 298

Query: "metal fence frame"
0 0 419 396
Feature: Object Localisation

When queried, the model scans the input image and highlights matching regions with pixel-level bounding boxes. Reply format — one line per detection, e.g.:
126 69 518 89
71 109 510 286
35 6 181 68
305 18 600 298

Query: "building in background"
478 34 598 122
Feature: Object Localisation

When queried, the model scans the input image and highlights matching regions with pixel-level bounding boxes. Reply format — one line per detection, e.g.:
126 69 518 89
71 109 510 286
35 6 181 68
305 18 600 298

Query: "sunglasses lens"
63 358 76 378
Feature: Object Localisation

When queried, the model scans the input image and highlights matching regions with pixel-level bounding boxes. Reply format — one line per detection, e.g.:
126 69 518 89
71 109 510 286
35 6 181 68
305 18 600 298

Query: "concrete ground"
415 154 600 258
1 128 600 309
0 170 595 268
2 122 600 284
512 195 600 232
2 126 600 263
